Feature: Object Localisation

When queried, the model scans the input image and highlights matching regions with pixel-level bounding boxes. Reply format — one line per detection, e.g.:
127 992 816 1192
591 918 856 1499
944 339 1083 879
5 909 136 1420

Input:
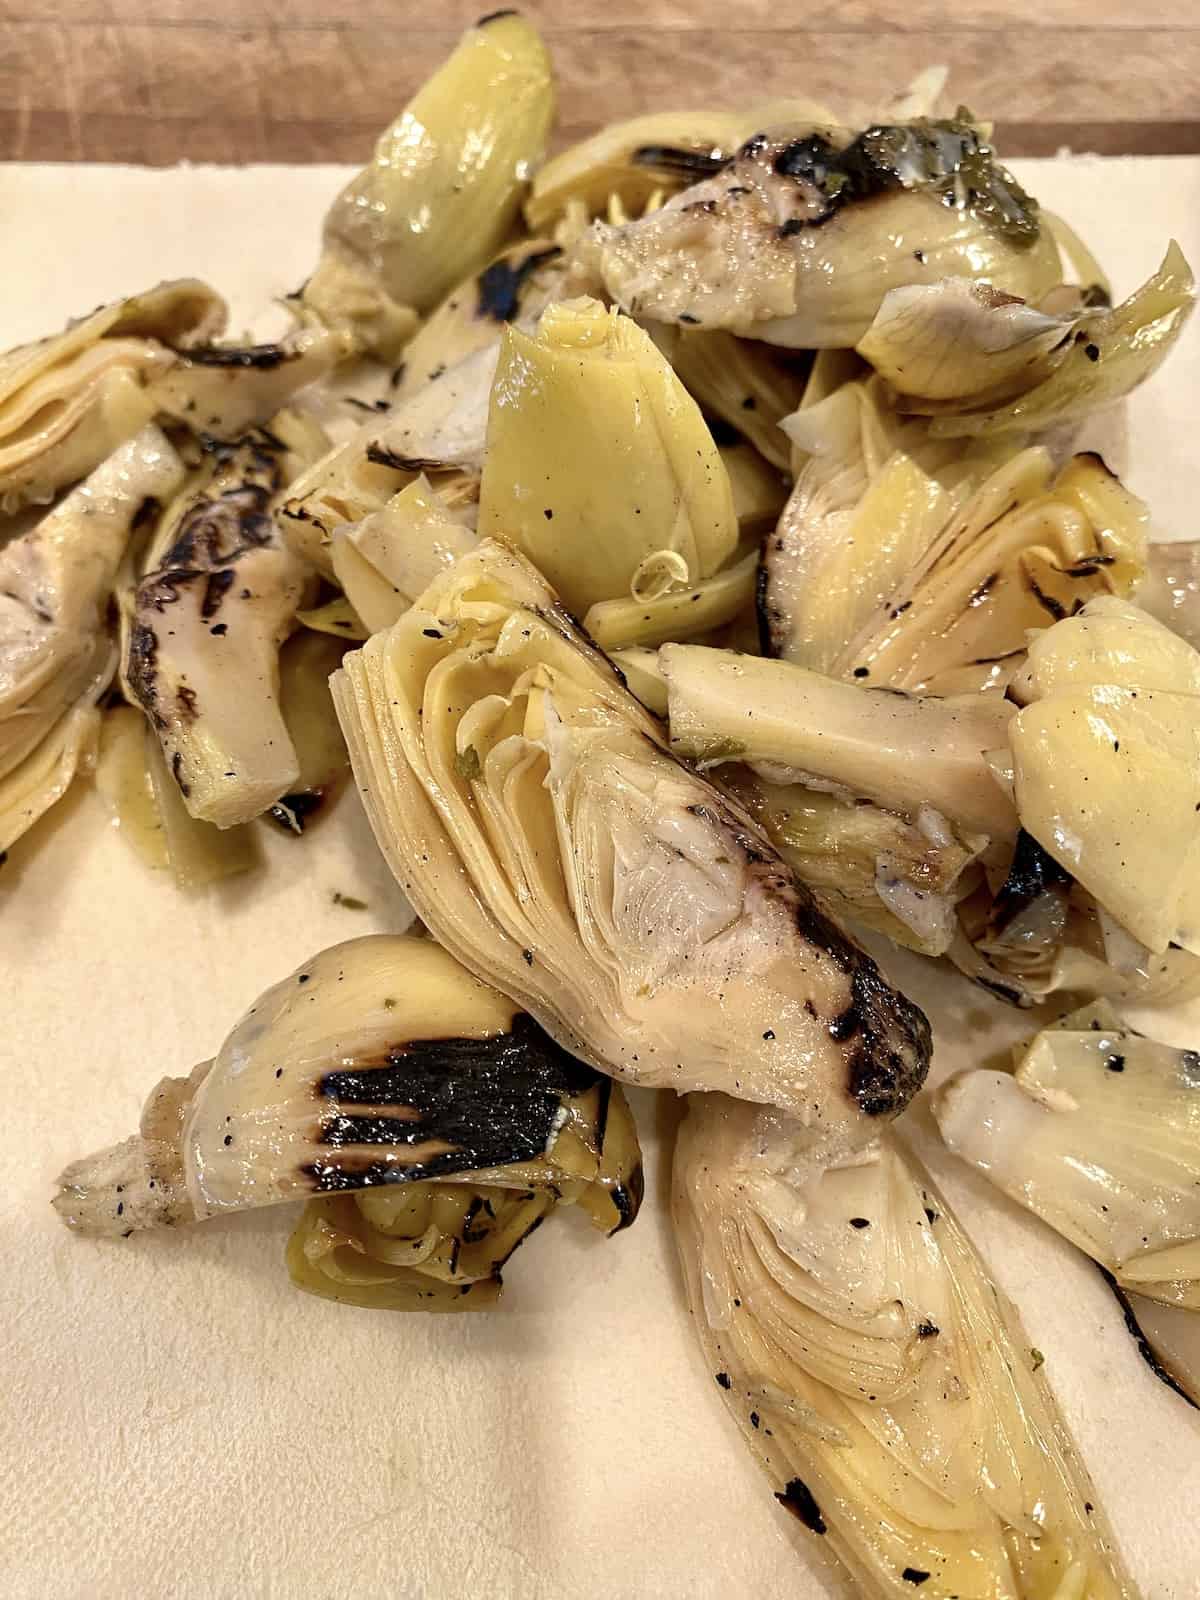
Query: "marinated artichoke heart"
332 539 930 1146
524 102 836 235
763 391 1147 694
913 241 1195 436
0 279 218 512
126 424 324 828
304 13 555 357
54 935 642 1241
0 425 186 852
1008 596 1200 955
662 644 1018 840
395 238 565 402
331 474 479 637
729 770 986 958
674 1097 1136 1600
580 116 1061 348
936 1000 1200 1312
277 351 490 577
478 298 738 615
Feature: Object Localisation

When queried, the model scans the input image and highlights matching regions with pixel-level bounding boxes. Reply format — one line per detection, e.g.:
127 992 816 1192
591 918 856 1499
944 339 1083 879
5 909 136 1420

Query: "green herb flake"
1030 1347 1046 1371
455 745 482 781
332 891 369 911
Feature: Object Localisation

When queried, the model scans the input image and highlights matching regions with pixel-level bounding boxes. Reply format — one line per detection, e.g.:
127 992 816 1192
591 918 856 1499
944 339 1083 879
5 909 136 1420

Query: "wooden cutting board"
2 0 1197 164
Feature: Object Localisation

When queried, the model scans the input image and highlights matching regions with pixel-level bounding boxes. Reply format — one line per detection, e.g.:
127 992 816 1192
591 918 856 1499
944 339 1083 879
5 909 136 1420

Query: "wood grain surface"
2 1 1197 165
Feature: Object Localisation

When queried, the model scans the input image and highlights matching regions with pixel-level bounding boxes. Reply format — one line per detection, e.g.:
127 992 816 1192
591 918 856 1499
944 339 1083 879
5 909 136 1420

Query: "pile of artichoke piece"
6 10 1196 1597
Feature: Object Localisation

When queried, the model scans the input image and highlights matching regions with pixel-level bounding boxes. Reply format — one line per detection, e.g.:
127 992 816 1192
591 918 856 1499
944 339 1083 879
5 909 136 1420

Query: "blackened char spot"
476 247 562 322
990 828 1072 932
365 442 444 472
268 791 325 834
304 1015 602 1190
775 1478 826 1535
476 7 518 22
174 342 289 368
126 622 161 721
176 684 198 721
631 145 730 181
171 751 190 797
201 568 236 621
1099 1265 1199 1411
901 1571 931 1586
844 958 932 1118
608 1160 644 1232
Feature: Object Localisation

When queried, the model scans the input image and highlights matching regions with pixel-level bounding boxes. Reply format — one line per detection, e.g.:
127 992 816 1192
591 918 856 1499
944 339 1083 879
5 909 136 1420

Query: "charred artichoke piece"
125 423 325 828
331 540 930 1150
674 1096 1138 1600
53 934 642 1246
304 13 554 357
580 115 1061 348
0 280 343 513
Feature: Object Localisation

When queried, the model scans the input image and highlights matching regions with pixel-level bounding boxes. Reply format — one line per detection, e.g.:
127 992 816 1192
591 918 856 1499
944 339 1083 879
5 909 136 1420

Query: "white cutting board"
1 156 1198 1600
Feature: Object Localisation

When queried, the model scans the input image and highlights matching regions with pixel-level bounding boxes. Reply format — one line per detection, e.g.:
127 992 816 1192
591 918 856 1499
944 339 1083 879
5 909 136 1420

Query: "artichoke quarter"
674 1095 1138 1599
54 935 642 1308
331 539 931 1155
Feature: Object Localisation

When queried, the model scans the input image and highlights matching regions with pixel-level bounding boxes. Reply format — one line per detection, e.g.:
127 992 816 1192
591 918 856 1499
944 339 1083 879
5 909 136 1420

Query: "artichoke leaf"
857 277 1078 404
674 1098 1137 1600
0 280 221 511
331 539 931 1148
0 696 102 856
1009 597 1200 955
330 474 479 637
